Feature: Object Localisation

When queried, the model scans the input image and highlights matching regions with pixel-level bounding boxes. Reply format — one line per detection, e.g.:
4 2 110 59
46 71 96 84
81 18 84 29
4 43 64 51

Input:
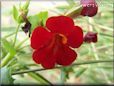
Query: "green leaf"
13 5 18 21
28 11 48 32
2 39 16 56
38 11 48 26
17 15 24 24
22 0 30 10
60 67 73 83
28 14 39 31
75 68 87 78
0 66 14 84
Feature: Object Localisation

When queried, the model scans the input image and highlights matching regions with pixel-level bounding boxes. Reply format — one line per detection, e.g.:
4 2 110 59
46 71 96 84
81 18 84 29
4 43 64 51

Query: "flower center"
58 34 67 44
47 33 67 50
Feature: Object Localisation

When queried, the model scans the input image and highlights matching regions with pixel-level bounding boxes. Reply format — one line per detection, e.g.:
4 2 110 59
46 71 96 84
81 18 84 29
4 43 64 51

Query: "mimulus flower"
31 16 83 69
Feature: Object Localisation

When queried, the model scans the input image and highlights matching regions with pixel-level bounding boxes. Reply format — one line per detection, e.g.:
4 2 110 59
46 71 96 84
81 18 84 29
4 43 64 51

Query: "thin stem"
96 44 113 50
86 17 113 32
94 23 113 32
13 24 20 47
98 33 113 37
15 37 29 49
83 30 113 37
6 57 17 67
60 68 66 84
12 59 113 75
3 32 15 39
17 44 30 51
65 5 83 18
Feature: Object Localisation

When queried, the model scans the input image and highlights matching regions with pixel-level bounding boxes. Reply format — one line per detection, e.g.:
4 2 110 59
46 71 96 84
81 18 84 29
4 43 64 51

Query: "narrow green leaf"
0 66 14 84
22 0 30 10
75 68 87 78
66 0 75 6
28 72 51 85
2 39 16 56
14 66 52 84
13 5 18 21
1 53 13 67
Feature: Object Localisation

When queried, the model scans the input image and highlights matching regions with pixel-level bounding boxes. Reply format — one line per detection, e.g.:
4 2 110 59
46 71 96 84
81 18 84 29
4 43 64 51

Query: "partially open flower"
84 32 97 43
80 0 98 17
31 16 83 69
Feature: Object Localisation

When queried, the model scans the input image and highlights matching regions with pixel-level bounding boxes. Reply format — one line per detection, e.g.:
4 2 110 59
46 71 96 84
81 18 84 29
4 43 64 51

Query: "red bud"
80 0 98 17
84 32 97 43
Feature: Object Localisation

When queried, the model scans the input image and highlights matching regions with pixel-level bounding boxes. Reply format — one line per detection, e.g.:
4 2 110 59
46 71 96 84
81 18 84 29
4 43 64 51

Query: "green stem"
60 68 66 84
15 37 29 49
3 32 15 39
65 5 83 18
13 24 20 47
12 59 113 75
17 45 29 51
98 33 113 37
96 44 113 50
83 30 113 37
6 57 17 67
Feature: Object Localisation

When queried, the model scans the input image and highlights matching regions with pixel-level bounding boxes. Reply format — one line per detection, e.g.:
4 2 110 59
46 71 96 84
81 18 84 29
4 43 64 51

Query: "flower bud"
84 32 97 43
80 0 98 17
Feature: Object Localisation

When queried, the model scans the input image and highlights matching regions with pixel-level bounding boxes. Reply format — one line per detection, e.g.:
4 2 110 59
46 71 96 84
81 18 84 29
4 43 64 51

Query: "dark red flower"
84 32 97 43
31 16 83 69
80 0 98 17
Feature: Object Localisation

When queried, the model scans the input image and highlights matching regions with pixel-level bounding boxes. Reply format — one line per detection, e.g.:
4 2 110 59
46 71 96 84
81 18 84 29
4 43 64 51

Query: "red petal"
46 16 74 36
32 46 56 69
31 26 53 49
32 49 47 64
56 45 77 66
67 26 83 48
41 57 56 69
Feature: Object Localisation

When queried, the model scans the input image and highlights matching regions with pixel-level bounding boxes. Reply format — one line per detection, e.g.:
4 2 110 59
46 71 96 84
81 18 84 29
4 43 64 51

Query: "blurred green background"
1 0 113 85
